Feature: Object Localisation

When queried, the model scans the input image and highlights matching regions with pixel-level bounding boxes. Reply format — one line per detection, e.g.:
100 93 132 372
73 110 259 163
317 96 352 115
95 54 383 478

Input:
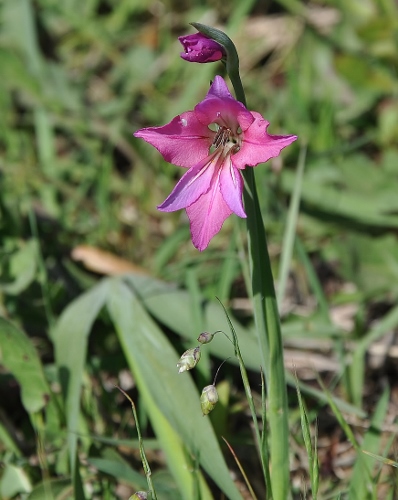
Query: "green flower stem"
193 23 290 499
242 168 289 499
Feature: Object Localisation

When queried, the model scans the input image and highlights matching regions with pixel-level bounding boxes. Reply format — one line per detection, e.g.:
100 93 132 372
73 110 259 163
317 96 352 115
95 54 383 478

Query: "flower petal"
186 174 232 251
219 159 246 218
157 154 218 212
206 75 234 100
233 111 297 169
195 77 254 132
134 111 211 168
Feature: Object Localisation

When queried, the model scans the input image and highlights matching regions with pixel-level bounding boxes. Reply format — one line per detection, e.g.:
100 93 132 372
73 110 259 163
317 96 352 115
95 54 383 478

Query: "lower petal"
219 160 246 218
186 182 232 251
157 155 217 212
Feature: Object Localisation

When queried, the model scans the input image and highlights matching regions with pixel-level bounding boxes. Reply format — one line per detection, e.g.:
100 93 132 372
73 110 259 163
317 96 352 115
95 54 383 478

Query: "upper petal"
206 75 234 100
233 111 297 169
134 111 212 168
219 159 246 218
195 76 254 132
157 153 219 212
186 178 232 251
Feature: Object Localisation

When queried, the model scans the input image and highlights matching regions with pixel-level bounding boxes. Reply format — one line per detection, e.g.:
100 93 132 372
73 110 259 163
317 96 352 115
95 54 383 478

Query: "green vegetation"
1 0 398 498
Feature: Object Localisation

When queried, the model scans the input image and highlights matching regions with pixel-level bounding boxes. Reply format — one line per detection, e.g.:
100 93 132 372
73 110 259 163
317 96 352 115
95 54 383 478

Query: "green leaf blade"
107 277 241 500
0 317 50 413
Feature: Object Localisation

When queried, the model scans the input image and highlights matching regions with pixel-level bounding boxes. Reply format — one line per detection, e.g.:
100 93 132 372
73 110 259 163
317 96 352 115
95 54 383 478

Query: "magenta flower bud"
177 346 201 373
200 384 219 415
178 33 225 63
197 331 215 344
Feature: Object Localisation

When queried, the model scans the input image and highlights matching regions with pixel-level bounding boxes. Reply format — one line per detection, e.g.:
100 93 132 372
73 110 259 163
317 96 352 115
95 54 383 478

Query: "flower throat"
210 126 241 155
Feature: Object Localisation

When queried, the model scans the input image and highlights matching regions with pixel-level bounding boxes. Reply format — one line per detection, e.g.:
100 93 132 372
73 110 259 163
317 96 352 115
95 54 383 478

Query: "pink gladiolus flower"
134 76 297 251
178 33 225 63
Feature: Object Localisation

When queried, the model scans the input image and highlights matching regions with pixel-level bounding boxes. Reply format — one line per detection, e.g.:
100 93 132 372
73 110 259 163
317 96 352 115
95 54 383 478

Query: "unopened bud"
178 33 225 63
200 384 219 415
177 347 201 373
130 492 148 500
197 331 215 344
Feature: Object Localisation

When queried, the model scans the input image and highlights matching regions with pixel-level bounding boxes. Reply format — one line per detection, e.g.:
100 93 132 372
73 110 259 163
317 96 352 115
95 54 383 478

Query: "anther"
212 127 231 148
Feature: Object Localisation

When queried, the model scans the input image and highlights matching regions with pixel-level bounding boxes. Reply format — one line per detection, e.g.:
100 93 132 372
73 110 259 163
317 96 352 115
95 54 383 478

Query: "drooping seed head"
200 384 219 415
176 346 201 373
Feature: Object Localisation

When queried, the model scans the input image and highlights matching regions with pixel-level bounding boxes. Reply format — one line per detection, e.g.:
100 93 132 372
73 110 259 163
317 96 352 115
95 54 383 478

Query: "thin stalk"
215 310 271 495
116 386 157 500
222 437 259 500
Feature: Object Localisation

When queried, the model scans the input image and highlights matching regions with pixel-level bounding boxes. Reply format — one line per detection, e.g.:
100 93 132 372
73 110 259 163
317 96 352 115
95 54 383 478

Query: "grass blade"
349 388 390 499
53 279 109 474
277 144 307 308
0 317 50 413
350 304 398 407
296 376 319 499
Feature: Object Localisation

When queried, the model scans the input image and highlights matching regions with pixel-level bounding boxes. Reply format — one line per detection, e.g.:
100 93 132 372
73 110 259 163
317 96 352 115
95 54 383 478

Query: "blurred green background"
1 0 398 498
